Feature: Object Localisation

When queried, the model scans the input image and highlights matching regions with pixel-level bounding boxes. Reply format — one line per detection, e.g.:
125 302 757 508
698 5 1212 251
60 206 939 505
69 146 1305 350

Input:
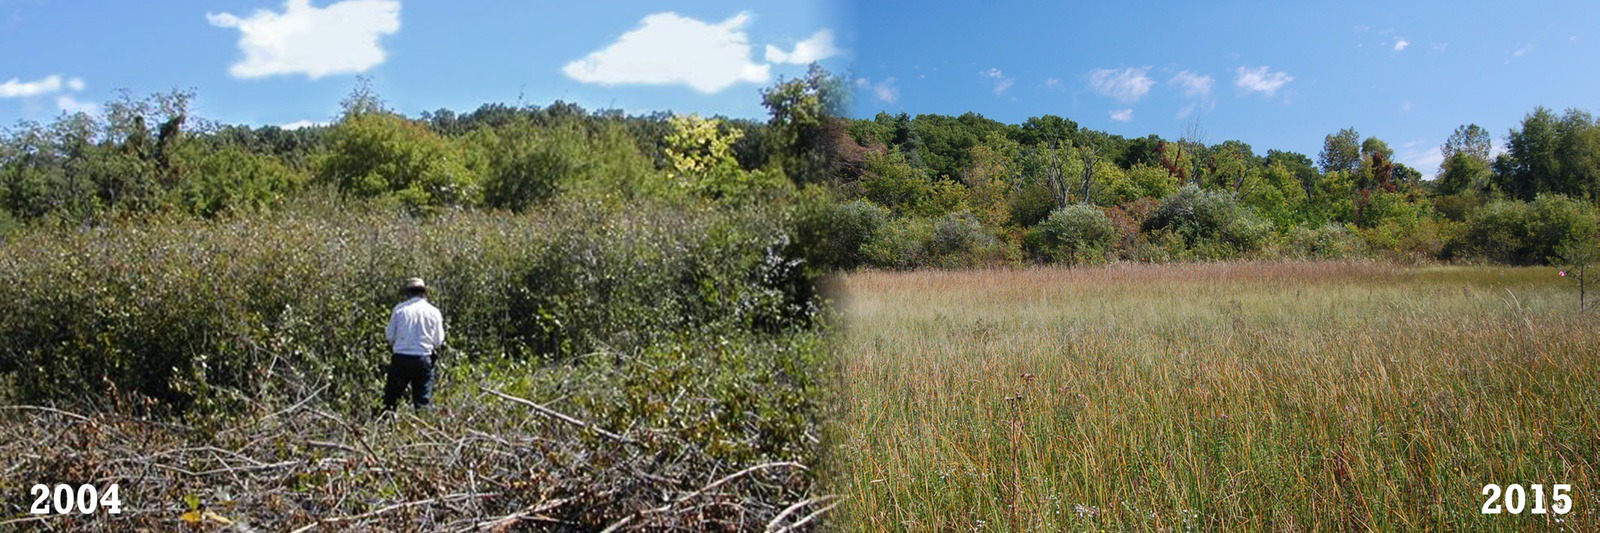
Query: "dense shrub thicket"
0 199 815 415
0 71 858 528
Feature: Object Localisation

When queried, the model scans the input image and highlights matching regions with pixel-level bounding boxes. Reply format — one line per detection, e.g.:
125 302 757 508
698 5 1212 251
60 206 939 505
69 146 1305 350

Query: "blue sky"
848 1 1600 177
0 0 849 128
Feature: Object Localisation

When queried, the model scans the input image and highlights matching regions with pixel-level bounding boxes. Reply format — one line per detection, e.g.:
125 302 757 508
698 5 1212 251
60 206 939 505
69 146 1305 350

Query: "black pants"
383 353 434 410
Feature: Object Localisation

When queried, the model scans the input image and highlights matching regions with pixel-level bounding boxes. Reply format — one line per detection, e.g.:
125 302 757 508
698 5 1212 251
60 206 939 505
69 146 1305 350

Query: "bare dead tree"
1033 141 1073 208
1079 145 1097 204
1180 118 1208 187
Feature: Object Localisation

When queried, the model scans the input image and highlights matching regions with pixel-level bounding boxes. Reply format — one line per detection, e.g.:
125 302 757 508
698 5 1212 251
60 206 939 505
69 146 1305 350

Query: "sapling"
1553 234 1600 312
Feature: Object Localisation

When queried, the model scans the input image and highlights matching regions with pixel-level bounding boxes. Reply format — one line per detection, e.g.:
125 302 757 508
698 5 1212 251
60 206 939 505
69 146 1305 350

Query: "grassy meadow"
826 262 1600 530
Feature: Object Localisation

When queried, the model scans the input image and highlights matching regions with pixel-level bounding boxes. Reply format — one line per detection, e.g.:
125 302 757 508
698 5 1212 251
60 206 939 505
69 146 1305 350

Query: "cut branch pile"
0 386 831 531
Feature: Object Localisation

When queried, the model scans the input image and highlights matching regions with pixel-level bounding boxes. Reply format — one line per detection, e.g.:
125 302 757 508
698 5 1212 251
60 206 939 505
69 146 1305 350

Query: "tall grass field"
826 262 1599 530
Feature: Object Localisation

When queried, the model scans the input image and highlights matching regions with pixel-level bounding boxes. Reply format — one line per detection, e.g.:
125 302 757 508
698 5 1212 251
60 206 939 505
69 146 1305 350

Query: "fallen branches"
483 387 634 444
0 392 821 532
601 462 808 532
288 492 500 533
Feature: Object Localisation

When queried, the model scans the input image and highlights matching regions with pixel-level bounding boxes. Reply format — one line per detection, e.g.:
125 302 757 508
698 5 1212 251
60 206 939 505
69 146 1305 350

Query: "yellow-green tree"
665 113 783 200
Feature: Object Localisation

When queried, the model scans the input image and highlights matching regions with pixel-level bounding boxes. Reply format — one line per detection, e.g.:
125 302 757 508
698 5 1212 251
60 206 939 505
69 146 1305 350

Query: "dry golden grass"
826 261 1600 531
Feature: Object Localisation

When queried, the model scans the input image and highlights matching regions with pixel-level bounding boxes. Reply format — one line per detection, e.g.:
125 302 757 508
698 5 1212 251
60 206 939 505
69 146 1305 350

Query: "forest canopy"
807 106 1600 268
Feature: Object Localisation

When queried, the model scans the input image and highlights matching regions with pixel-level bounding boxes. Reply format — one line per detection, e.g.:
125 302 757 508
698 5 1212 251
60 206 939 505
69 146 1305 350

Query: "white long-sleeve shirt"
386 297 445 356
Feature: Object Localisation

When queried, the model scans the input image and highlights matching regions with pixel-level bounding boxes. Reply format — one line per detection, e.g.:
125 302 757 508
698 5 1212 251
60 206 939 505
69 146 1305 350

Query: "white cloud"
981 68 1013 95
765 28 840 65
1169 70 1213 98
1398 140 1444 180
2 75 92 112
1088 67 1153 103
280 119 325 130
1393 39 1410 51
56 95 98 115
1432 42 1449 53
0 75 65 98
1175 103 1197 120
1044 77 1061 89
1513 44 1535 57
1109 108 1133 122
1234 66 1293 97
855 77 898 103
563 12 769 94
207 0 401 79
872 77 898 103
1401 100 1412 113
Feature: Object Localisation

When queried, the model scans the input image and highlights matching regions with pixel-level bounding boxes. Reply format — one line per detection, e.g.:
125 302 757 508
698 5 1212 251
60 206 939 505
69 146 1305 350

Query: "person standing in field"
384 277 445 411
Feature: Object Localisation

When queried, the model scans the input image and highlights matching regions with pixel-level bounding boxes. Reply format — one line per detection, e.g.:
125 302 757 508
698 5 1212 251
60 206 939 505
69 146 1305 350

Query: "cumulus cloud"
854 77 899 103
564 12 769 93
1234 66 1293 97
1109 109 1133 122
1393 39 1410 51
1 74 94 113
1169 70 1213 98
871 77 898 103
981 68 1013 95
1088 67 1153 103
280 119 325 130
207 0 401 79
1044 77 1062 89
765 28 840 65
0 75 67 98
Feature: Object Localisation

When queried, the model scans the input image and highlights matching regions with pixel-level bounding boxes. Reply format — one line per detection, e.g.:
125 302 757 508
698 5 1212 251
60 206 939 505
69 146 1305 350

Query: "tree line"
0 67 849 230
794 106 1600 268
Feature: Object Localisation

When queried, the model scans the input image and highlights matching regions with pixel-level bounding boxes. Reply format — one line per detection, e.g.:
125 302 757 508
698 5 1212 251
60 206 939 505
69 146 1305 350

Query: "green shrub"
171 146 308 217
791 188 889 271
930 211 997 261
1144 185 1274 258
864 216 934 269
1285 223 1365 260
1007 181 1057 227
1451 194 1599 264
0 201 819 413
473 119 663 210
1025 204 1116 264
317 112 483 209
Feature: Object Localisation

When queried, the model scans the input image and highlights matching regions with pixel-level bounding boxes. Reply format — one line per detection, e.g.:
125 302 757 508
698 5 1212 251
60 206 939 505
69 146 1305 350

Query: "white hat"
403 277 427 291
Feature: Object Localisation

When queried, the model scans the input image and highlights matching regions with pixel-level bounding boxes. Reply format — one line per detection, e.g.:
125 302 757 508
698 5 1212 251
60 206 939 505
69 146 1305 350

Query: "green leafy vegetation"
824 107 1600 267
0 71 853 530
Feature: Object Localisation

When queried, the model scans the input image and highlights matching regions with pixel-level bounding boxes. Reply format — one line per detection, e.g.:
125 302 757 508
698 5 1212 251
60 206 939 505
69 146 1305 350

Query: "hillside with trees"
798 107 1600 269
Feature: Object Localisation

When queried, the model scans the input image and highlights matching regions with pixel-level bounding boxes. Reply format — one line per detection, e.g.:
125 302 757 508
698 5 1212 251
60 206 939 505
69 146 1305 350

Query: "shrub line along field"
825 261 1600 530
